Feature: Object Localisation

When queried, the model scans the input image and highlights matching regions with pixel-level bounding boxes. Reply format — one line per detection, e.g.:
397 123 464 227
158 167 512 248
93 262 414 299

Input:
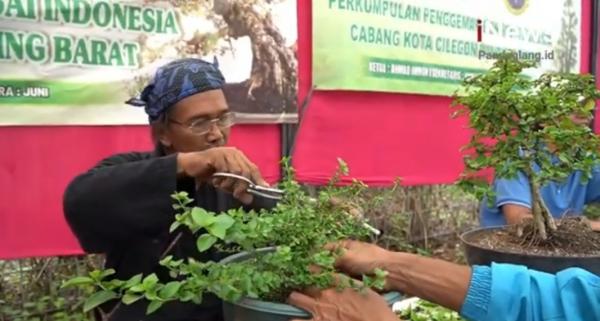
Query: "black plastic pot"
461 227 600 275
220 247 403 321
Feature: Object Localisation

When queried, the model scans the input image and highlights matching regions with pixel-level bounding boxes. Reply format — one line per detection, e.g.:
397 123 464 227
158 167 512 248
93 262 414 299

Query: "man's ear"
158 128 173 148
152 121 172 148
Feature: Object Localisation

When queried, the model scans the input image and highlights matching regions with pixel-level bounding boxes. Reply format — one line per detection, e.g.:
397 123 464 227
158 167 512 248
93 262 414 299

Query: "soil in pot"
462 217 600 275
471 217 600 257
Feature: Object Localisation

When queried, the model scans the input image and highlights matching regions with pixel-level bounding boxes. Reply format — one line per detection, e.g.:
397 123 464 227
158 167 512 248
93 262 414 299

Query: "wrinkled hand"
177 147 267 204
288 283 397 321
326 240 392 283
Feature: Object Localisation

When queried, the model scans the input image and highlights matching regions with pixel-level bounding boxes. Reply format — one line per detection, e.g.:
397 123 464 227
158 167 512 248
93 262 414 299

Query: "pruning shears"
212 172 285 200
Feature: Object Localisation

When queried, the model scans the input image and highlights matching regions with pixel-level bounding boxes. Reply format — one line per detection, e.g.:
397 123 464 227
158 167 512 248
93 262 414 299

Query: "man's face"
159 89 231 153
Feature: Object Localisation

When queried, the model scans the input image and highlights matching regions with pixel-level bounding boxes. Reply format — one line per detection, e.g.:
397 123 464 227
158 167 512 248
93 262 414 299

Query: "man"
480 115 600 230
288 241 600 321
63 58 275 321
479 167 600 230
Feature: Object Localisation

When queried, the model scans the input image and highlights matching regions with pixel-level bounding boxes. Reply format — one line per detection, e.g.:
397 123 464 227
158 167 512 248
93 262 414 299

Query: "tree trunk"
525 167 556 240
529 178 547 239
214 0 297 115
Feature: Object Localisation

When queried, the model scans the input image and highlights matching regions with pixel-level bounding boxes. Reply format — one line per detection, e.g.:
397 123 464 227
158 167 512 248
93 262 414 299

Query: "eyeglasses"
168 112 235 135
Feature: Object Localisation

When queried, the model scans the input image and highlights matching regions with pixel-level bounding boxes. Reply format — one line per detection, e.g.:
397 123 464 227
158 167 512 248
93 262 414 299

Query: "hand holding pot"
287 280 398 321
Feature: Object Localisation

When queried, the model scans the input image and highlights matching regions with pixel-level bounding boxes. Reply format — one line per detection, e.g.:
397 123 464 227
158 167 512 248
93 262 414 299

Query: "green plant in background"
398 300 466 321
63 160 388 316
0 296 94 321
584 203 600 220
0 256 99 321
453 52 600 240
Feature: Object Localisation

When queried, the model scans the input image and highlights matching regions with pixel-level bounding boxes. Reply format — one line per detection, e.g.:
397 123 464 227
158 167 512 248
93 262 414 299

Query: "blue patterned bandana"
126 58 225 122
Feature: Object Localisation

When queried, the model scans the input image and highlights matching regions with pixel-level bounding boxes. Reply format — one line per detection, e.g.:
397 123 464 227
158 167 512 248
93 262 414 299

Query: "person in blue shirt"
288 240 600 321
479 165 600 230
479 113 600 230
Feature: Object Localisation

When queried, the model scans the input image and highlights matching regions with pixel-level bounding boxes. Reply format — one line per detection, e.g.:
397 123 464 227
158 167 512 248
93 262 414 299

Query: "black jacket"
63 151 276 321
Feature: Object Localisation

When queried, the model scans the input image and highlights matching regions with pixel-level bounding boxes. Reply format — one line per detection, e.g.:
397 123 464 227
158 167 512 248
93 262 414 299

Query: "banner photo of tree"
312 0 581 96
0 0 297 125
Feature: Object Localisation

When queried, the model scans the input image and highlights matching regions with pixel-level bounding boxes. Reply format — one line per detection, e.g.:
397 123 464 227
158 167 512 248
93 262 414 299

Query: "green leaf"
146 301 163 314
129 284 145 293
169 221 181 233
100 269 116 278
180 291 199 302
123 274 143 289
83 290 117 312
191 208 217 227
159 256 172 267
122 293 143 305
61 276 94 288
196 234 217 252
106 279 125 290
207 214 235 239
159 281 182 299
145 291 160 301
89 270 102 280
142 274 159 289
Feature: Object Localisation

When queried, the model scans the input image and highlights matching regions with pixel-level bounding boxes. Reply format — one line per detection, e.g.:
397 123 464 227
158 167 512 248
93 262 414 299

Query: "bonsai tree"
453 52 600 240
63 161 390 318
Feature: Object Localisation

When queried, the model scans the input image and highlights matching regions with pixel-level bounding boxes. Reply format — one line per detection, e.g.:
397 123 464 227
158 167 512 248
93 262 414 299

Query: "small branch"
31 258 52 285
99 301 124 321
161 232 184 259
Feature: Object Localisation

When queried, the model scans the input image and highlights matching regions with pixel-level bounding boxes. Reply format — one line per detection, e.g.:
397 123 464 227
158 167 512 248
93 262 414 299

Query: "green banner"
313 0 581 95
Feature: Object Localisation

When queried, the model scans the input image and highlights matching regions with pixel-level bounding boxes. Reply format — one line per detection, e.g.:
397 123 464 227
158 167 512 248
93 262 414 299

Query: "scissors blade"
252 184 284 195
248 189 284 200
212 172 284 200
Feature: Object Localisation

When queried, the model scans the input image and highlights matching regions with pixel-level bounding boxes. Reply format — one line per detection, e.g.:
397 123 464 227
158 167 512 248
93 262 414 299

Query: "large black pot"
461 227 600 275
219 247 402 321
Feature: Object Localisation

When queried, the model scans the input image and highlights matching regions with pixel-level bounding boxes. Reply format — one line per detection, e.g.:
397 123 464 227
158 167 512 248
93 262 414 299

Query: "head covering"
126 57 225 122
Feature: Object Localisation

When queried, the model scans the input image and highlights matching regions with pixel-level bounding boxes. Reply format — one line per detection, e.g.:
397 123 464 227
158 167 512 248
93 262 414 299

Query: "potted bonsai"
63 161 401 321
453 52 600 274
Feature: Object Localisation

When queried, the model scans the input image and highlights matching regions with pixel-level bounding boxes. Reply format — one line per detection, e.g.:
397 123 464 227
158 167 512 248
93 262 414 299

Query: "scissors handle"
212 172 254 185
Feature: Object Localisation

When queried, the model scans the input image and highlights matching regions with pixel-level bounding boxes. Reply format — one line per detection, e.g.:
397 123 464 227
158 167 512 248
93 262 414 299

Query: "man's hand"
502 204 533 225
587 219 600 231
327 241 393 281
288 282 397 321
177 147 267 204
328 240 471 312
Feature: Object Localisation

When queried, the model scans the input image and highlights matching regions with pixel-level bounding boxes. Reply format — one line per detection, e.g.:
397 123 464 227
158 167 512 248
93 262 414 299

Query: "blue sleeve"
460 263 600 321
480 172 532 227
584 166 600 203
494 171 532 209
